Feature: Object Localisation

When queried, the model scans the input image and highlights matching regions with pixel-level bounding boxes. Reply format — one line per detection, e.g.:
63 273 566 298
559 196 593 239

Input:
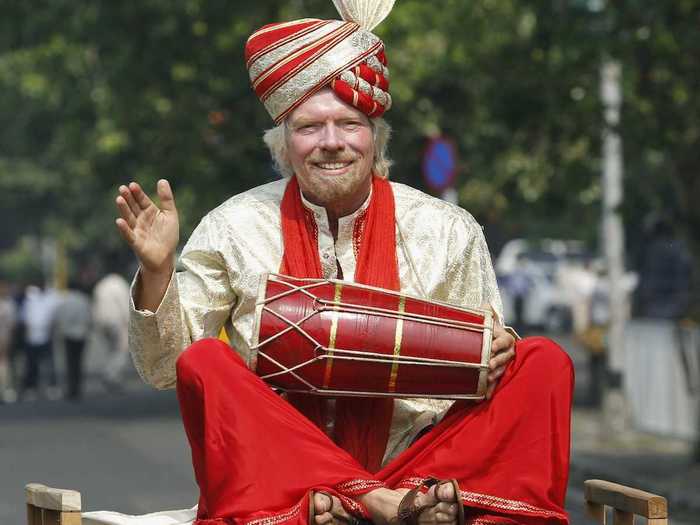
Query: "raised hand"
115 179 179 276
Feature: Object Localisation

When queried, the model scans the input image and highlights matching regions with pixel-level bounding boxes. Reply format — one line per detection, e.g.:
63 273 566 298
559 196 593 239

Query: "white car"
498 264 572 333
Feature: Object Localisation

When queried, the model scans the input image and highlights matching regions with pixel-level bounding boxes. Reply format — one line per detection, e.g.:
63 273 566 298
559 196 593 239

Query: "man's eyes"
294 121 366 133
292 124 318 134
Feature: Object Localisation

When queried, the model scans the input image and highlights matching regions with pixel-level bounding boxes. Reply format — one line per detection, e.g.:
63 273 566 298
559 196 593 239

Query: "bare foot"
358 484 460 525
358 488 404 525
312 492 353 525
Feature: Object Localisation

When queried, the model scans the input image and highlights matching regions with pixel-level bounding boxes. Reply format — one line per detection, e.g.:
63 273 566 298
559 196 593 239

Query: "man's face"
285 88 374 212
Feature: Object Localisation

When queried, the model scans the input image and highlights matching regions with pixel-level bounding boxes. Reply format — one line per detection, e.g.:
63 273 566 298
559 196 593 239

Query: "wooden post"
25 484 82 525
584 479 668 525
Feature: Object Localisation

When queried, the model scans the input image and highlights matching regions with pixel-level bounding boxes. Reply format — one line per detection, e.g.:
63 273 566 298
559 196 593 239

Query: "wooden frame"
26 484 82 525
584 479 668 524
25 479 669 525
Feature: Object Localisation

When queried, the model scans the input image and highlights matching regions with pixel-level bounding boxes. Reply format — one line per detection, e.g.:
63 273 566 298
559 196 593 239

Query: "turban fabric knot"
245 18 392 123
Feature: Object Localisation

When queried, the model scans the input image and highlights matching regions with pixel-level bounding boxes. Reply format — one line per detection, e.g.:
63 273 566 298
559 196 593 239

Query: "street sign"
422 137 458 193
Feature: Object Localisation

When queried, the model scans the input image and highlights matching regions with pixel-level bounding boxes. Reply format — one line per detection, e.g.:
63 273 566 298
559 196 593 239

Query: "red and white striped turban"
245 0 395 124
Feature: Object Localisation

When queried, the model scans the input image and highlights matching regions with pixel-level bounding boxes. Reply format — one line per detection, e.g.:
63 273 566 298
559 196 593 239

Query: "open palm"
115 179 179 275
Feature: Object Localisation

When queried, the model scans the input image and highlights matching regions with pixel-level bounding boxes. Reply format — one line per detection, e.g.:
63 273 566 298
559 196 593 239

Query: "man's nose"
318 124 344 151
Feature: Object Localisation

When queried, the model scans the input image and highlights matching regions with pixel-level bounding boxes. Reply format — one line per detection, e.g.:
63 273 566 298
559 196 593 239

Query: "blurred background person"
634 215 692 320
92 272 130 392
504 252 534 334
0 278 17 403
20 280 60 400
54 278 92 401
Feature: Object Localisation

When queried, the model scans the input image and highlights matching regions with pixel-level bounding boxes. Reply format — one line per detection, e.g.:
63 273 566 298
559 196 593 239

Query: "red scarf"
279 175 398 473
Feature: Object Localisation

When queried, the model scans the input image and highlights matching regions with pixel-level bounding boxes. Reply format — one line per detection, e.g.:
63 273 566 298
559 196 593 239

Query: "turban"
245 0 395 124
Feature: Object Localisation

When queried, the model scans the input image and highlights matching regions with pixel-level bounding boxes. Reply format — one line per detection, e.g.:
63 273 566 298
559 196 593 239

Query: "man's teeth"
317 162 350 169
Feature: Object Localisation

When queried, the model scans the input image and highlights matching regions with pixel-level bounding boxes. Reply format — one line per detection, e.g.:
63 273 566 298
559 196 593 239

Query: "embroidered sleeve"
128 214 237 389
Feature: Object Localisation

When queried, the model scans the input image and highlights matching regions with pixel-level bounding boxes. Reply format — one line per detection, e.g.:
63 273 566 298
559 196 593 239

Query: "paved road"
0 387 197 524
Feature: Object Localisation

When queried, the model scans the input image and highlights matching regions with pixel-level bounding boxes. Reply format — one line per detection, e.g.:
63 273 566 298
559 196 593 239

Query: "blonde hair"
262 117 393 179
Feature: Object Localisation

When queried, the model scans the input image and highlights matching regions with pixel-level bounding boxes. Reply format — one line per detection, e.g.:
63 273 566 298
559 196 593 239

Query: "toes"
436 482 456 503
314 512 333 525
415 485 439 508
434 502 456 515
313 493 351 525
314 493 333 514
331 499 352 522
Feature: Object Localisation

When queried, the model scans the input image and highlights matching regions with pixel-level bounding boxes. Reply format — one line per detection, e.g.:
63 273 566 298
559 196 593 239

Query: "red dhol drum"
252 274 494 400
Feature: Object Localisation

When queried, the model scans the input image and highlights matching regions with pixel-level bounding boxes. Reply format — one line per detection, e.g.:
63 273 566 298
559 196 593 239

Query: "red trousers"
176 337 573 525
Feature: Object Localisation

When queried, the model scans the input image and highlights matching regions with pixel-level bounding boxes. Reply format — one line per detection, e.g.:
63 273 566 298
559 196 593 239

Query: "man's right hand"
115 180 179 311
115 179 180 274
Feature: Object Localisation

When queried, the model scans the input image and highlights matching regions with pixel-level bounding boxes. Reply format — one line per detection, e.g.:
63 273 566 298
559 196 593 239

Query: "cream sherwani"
128 178 503 464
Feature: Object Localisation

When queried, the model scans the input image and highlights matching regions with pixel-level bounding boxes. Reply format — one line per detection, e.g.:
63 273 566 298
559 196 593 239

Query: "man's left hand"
485 323 516 400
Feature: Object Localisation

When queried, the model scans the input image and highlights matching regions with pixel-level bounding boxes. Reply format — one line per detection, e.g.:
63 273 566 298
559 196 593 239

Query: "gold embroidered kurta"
129 178 503 465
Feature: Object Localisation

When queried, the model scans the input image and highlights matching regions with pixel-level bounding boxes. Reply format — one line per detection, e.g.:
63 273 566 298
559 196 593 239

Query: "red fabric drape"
177 336 573 525
279 175 397 473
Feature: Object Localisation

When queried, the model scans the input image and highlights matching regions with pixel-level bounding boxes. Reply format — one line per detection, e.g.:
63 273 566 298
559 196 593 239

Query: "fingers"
156 179 177 211
115 218 135 245
485 381 497 400
128 181 155 210
489 346 514 371
115 194 137 229
486 327 516 399
118 185 141 218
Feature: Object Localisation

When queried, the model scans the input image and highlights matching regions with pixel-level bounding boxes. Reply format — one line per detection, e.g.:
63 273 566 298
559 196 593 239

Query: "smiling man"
114 2 574 525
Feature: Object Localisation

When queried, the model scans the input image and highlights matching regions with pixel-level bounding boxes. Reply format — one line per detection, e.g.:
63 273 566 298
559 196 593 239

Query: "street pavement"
1 334 698 525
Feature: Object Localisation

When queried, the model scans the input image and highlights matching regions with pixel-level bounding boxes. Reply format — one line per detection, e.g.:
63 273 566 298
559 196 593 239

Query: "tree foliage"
0 0 697 294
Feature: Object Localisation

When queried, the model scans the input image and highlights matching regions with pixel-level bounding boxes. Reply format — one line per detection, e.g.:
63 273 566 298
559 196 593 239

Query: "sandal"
396 478 465 525
309 491 373 525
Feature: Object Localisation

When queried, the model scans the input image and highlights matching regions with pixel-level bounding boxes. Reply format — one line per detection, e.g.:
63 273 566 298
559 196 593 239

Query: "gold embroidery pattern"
322 283 343 387
244 503 301 525
337 494 369 517
395 477 427 489
459 490 565 519
351 207 368 260
336 478 386 495
387 295 406 392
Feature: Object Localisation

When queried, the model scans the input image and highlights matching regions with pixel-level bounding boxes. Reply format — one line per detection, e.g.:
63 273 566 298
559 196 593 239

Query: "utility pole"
601 60 629 432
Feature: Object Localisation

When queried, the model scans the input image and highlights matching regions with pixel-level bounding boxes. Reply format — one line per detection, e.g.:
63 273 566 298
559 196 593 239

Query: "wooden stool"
584 479 668 524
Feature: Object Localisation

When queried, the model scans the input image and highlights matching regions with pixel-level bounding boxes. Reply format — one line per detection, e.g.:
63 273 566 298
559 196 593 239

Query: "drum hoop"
477 309 494 397
252 275 331 369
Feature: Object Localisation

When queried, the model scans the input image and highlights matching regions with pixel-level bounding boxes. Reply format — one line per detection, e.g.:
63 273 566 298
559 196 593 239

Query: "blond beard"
297 163 370 207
